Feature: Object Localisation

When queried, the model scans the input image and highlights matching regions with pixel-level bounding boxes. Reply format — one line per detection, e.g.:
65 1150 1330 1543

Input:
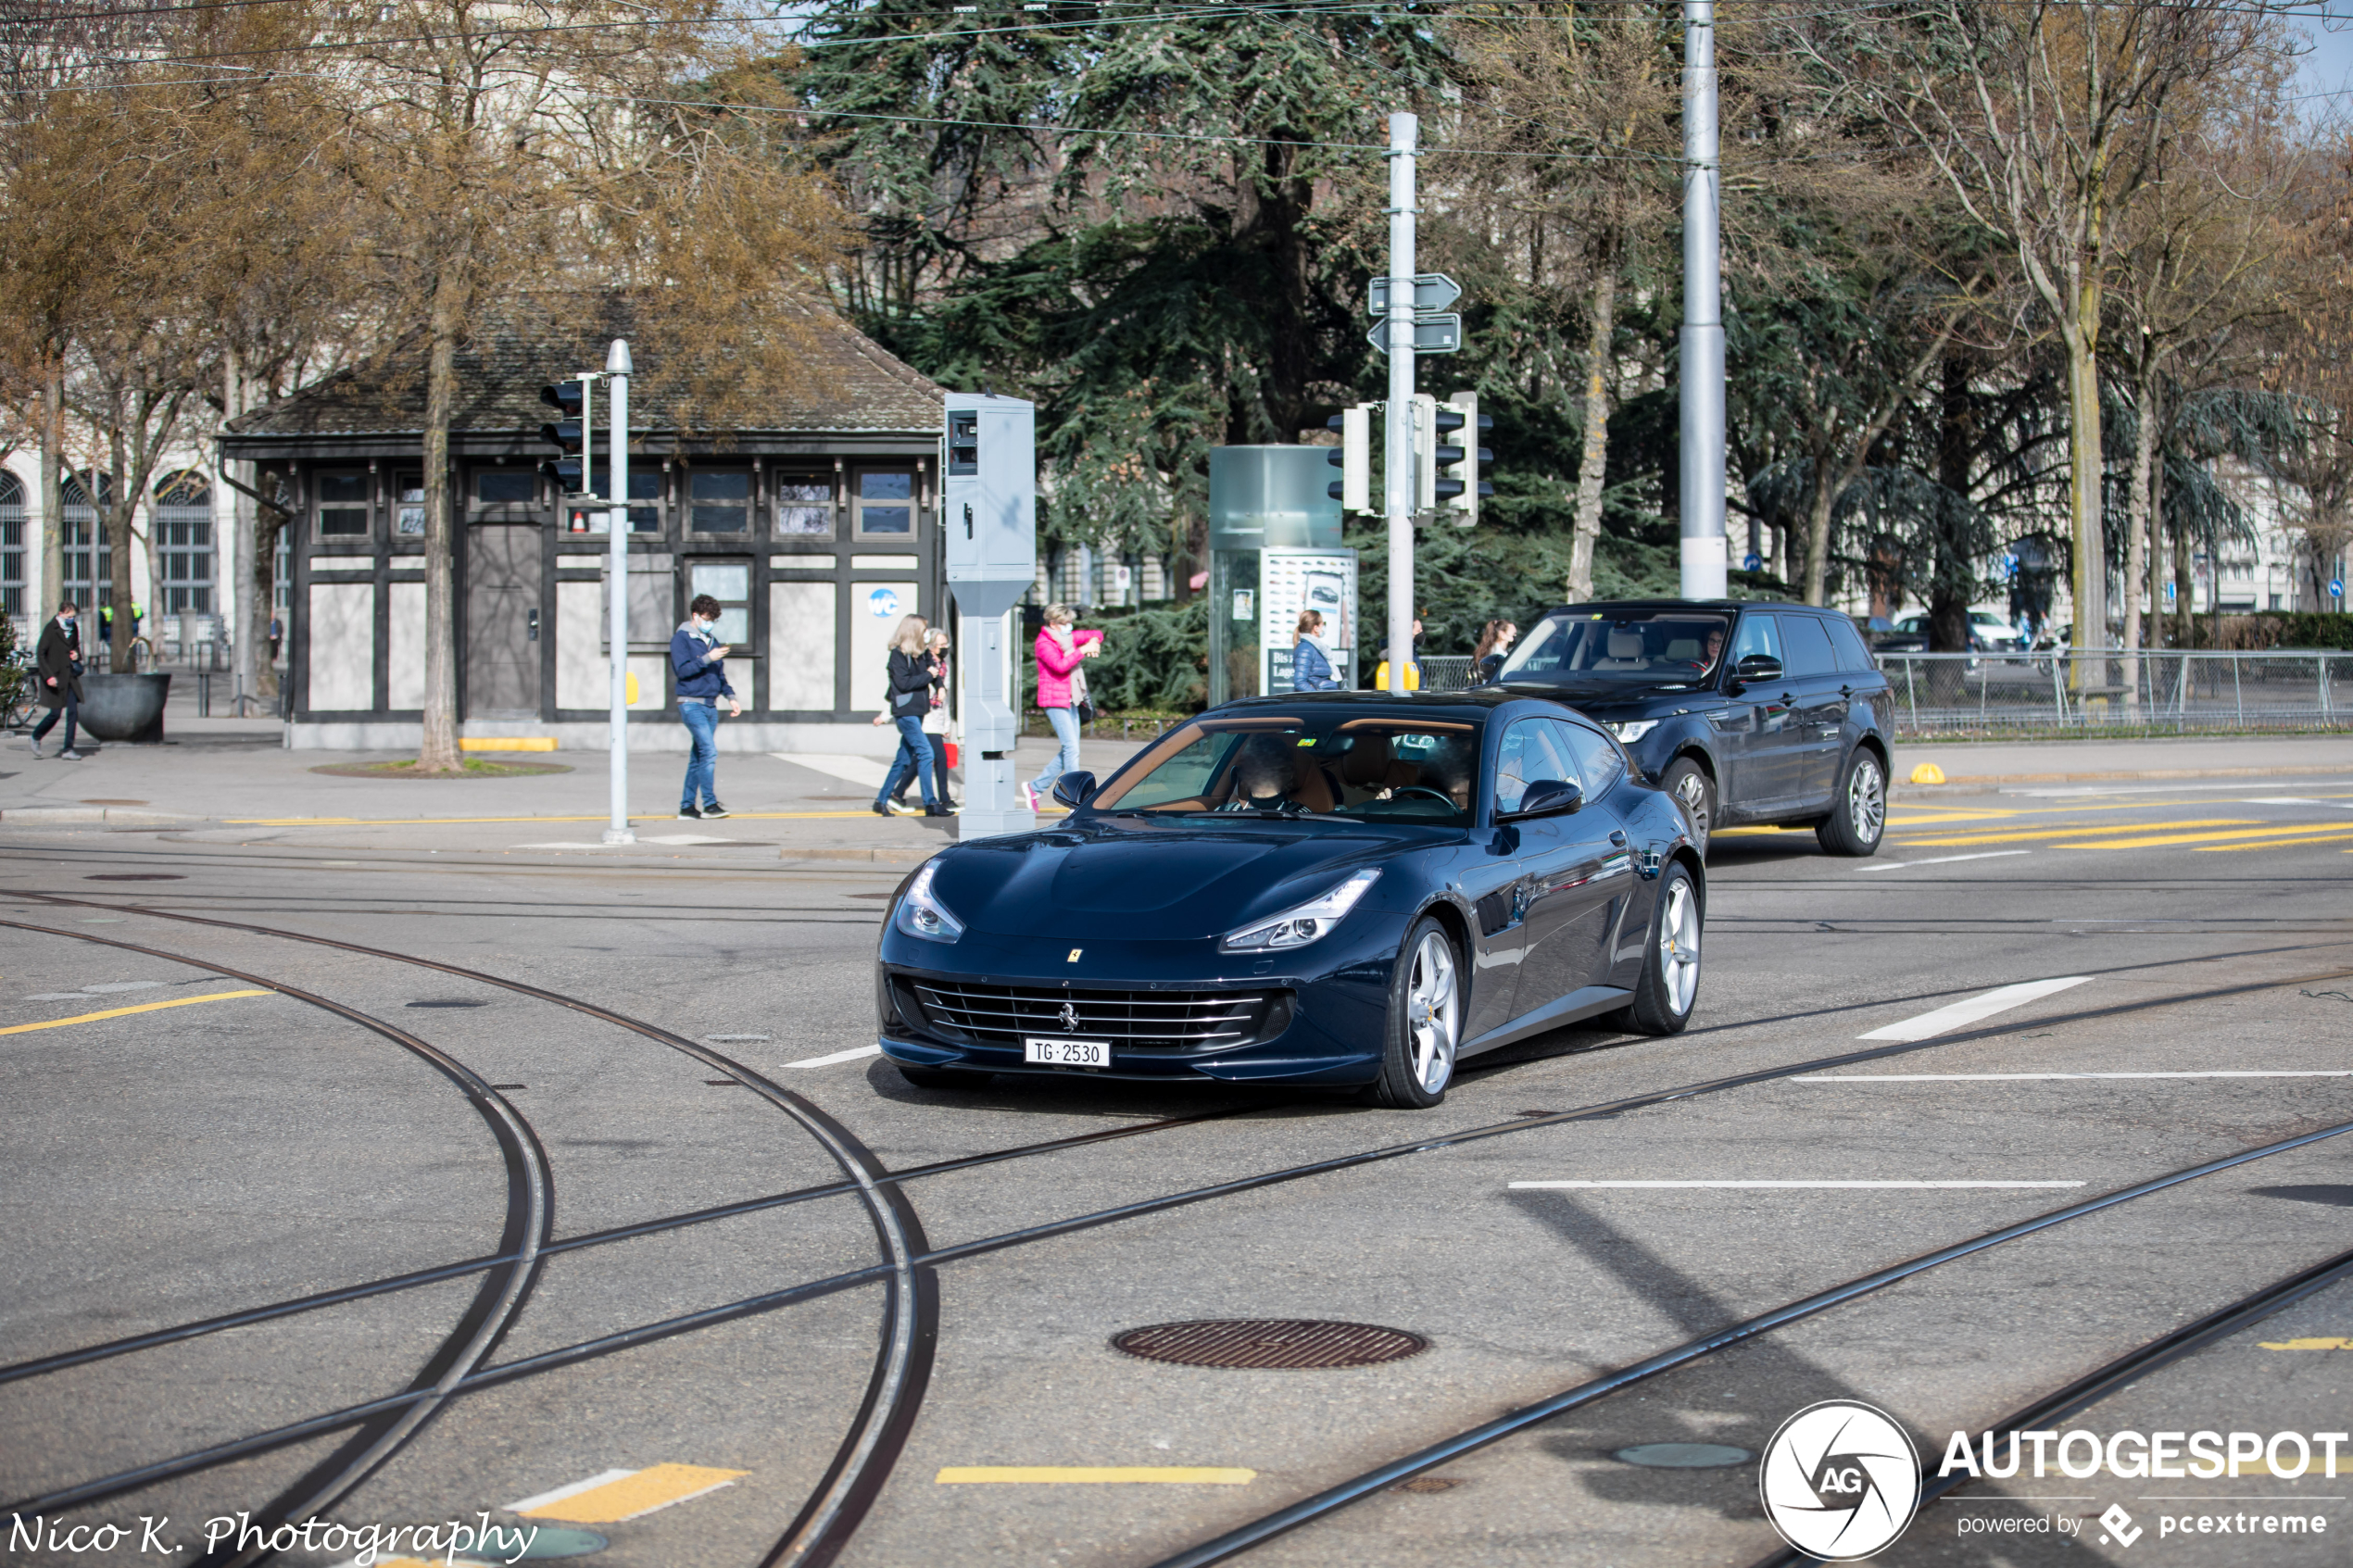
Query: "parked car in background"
1860 615 1925 655
1890 611 2029 659
1487 598 1893 859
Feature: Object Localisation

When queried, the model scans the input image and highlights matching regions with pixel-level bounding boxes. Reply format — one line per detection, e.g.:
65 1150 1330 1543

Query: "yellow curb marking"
513 1463 748 1523
2260 1337 2353 1350
935 1467 1255 1485
0 989 274 1035
2196 830 2353 853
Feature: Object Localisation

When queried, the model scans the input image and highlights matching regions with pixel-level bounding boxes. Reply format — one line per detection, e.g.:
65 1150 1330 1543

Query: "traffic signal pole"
1680 1 1729 600
1384 112 1417 690
604 338 635 846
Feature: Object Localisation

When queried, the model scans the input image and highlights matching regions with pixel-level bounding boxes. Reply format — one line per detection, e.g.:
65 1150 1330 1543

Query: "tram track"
0 914 920 1568
9 889 2353 1567
1148 1121 2353 1568
0 919 553 1568
12 897 2352 1550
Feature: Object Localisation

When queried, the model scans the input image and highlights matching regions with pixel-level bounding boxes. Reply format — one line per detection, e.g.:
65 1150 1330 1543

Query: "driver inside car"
1219 734 1303 812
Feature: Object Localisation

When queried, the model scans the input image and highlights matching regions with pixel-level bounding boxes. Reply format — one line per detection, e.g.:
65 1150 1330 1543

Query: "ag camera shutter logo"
1759 1399 1922 1560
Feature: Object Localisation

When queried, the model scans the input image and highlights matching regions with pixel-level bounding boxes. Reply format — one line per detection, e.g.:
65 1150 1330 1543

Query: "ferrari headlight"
1220 868 1380 952
892 861 964 943
1608 720 1659 744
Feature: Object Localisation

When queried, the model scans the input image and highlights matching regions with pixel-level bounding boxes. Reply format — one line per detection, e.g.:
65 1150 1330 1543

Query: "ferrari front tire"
1614 862 1701 1035
1364 917 1462 1110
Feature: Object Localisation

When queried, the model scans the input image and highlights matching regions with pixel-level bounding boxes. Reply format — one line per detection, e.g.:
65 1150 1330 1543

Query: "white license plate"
1025 1037 1111 1067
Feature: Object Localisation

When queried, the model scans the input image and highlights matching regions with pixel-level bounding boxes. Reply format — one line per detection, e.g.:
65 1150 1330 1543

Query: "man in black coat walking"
31 600 85 760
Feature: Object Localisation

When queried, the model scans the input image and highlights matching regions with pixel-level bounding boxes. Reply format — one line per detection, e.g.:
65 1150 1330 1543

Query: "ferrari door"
1512 719 1639 1015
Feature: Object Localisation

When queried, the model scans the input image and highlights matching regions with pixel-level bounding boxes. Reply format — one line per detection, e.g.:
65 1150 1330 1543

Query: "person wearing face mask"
31 600 85 760
671 593 740 821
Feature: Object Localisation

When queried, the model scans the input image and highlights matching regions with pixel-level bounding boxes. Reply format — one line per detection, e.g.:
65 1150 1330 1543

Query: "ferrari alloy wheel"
1816 749 1887 857
1613 862 1701 1035
1365 917 1461 1109
1661 757 1714 856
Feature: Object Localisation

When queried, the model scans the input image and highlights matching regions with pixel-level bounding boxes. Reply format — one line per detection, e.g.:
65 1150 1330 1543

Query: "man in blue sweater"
672 594 740 820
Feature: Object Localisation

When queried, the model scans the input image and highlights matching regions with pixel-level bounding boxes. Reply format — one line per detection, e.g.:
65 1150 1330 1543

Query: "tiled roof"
228 302 942 440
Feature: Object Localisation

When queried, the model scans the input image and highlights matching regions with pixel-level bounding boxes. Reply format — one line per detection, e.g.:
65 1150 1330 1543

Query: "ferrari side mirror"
1051 771 1098 809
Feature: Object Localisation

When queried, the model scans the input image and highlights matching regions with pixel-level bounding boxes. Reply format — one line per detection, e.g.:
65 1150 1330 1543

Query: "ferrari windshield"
1088 713 1479 825
1497 610 1730 685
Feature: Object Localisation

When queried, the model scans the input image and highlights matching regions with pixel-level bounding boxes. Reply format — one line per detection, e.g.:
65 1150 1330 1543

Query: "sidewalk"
1895 734 2353 792
0 707 1150 865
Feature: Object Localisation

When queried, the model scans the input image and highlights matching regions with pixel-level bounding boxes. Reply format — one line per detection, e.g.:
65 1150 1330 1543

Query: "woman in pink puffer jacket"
1025 602 1102 809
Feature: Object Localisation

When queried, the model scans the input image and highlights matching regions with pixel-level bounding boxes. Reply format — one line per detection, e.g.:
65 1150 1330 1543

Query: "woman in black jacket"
874 615 946 817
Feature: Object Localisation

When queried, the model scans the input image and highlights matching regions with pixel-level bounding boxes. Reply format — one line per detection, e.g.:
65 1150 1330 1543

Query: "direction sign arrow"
1368 273 1463 315
1367 313 1463 355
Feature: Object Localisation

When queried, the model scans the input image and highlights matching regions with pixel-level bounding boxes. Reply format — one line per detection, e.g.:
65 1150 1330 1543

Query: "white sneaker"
887 798 923 817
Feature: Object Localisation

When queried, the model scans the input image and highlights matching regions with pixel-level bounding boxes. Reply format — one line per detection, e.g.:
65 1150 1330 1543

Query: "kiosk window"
317 472 371 536
854 470 914 537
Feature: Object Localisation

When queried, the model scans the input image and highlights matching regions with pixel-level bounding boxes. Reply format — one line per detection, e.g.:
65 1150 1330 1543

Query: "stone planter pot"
79 672 170 744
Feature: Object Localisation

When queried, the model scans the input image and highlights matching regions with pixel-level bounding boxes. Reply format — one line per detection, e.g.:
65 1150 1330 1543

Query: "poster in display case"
1260 547 1358 694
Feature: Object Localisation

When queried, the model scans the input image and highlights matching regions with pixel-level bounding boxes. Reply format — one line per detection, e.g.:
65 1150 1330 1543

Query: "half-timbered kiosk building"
221 314 946 751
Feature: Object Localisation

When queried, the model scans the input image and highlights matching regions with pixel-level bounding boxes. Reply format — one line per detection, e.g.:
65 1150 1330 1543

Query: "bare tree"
1796 0 2285 656
1441 2 1679 603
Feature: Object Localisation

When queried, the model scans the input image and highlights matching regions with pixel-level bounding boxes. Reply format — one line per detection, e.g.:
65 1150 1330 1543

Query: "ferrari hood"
927 819 1416 942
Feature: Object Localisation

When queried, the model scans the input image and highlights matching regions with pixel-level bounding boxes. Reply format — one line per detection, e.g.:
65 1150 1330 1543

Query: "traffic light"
1411 393 1438 509
1439 390 1494 527
1326 405 1371 512
538 381 590 495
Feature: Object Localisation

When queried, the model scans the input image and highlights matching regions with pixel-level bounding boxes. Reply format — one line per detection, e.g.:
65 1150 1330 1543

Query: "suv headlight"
1608 720 1659 744
1220 868 1380 952
892 861 964 943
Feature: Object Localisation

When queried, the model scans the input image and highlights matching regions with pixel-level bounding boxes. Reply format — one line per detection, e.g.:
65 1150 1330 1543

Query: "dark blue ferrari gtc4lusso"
875 690 1705 1109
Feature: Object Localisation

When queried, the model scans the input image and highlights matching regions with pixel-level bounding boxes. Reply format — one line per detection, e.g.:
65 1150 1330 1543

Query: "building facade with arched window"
220 310 946 751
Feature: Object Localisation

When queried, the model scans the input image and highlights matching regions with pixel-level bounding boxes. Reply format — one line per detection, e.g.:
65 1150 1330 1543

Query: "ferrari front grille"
908 981 1272 1051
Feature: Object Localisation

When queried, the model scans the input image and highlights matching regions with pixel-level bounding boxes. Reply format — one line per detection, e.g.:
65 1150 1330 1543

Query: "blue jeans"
1030 705 1082 799
679 701 721 808
879 714 937 807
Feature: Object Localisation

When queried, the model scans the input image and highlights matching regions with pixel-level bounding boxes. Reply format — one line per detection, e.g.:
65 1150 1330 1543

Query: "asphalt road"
5 773 2352 1568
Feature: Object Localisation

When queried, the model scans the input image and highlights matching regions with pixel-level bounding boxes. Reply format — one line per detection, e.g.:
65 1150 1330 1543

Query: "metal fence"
1880 651 2353 738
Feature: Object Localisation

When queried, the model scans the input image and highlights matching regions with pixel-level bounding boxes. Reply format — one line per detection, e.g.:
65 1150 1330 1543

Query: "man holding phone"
673 594 740 820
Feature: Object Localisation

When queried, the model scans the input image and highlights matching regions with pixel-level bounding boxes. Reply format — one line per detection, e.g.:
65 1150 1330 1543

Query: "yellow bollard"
1908 762 1944 785
1374 661 1420 693
625 670 641 705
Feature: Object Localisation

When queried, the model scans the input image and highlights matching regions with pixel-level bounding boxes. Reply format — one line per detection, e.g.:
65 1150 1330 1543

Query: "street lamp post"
604 338 635 846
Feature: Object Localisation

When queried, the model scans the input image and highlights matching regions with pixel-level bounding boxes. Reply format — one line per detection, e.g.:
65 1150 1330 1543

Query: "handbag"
1076 698 1097 725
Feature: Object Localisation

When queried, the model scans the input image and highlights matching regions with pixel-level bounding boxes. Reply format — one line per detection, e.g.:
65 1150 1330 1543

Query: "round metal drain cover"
1615 1442 1752 1469
1113 1319 1428 1370
85 873 182 881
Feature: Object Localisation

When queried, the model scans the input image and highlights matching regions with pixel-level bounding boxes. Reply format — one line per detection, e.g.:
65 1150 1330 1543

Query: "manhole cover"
1615 1443 1752 1469
85 873 182 881
1112 1319 1428 1370
1393 1476 1460 1493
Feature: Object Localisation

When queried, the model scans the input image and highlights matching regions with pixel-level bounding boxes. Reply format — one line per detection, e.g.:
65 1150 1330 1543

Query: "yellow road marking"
935 1467 1255 1485
1712 826 1817 837
2068 824 2353 850
0 989 273 1035
1895 819 2259 847
512 1463 747 1522
2196 830 2353 853
2260 1337 2353 1350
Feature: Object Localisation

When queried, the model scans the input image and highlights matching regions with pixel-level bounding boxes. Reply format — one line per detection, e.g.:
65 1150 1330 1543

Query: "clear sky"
2288 3 2353 127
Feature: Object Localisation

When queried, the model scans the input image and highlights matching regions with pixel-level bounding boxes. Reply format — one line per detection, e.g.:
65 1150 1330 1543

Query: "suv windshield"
1497 610 1730 685
1088 712 1480 825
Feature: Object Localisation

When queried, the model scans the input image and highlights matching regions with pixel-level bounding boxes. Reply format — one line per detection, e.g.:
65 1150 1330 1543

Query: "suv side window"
1730 612 1781 668
1825 616 1876 671
1774 612 1838 678
1547 718 1623 797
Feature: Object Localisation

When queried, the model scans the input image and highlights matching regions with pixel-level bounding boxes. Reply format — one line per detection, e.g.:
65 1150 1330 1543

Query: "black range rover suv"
1486 598 1893 858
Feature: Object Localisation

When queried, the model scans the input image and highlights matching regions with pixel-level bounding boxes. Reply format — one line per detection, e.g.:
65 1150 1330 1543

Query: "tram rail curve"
11 893 2353 1563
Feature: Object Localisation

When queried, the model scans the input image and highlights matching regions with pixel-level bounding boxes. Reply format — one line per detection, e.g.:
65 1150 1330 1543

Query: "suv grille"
907 981 1273 1052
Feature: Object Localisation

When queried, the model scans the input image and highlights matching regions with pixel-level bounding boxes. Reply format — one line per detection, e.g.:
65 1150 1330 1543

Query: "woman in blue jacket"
1292 609 1341 691
672 594 739 820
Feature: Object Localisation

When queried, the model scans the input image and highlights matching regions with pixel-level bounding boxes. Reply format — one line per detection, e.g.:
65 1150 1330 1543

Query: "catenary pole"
1385 112 1416 690
604 339 635 845
1679 1 1728 600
